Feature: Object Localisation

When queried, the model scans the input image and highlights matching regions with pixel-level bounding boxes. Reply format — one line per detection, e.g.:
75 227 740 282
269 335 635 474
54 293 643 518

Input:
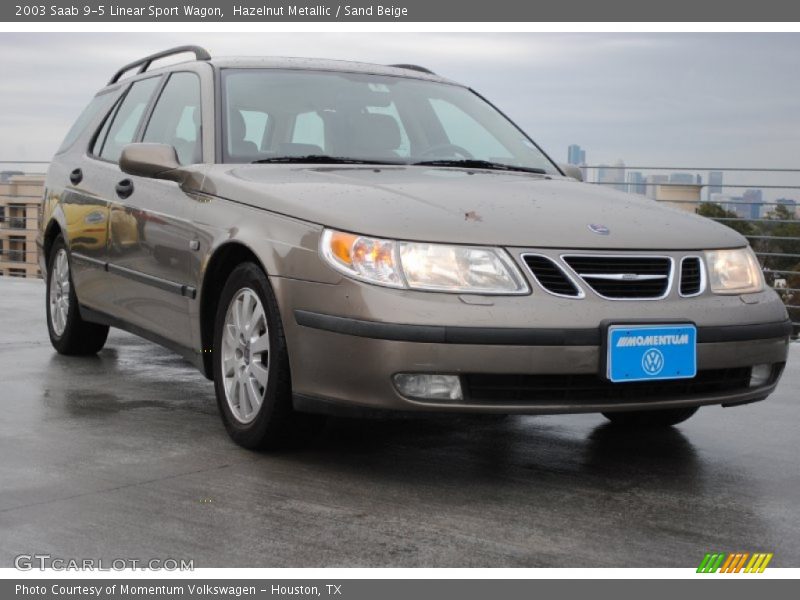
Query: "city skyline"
566 143 797 216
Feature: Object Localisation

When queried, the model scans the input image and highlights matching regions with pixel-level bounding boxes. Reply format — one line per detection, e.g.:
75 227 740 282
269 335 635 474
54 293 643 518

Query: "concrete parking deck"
0 278 798 568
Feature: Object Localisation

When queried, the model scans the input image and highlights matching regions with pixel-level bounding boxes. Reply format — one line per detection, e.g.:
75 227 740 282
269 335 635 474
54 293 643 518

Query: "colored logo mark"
587 223 610 235
697 552 773 573
641 348 665 375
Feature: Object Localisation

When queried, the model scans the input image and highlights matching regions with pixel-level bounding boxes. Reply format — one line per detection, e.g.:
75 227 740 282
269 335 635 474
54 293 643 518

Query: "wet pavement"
0 278 798 568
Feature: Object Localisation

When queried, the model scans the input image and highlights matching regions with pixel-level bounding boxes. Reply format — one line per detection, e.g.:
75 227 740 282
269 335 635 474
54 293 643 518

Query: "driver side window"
94 76 161 163
143 72 203 165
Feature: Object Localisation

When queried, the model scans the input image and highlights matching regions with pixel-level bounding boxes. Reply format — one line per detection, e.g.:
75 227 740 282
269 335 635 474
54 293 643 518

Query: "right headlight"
705 247 764 294
320 229 529 295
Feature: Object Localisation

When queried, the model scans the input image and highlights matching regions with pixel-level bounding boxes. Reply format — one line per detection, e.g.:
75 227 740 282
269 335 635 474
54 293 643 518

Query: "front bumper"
272 277 792 415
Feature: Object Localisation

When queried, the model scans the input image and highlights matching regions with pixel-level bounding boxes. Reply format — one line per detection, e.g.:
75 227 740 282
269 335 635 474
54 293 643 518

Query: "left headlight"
705 247 764 294
320 229 529 294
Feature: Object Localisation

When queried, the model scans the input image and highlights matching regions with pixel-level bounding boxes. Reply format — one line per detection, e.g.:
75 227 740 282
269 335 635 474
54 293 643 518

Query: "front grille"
680 257 703 296
463 367 753 405
523 255 581 297
563 255 672 299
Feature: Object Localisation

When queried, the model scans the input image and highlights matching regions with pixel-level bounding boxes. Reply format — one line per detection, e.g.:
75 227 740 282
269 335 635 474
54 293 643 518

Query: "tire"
46 235 109 355
212 262 321 449
602 406 698 428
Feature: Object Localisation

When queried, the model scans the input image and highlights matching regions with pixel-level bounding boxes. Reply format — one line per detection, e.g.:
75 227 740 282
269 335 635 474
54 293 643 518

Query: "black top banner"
6 0 800 21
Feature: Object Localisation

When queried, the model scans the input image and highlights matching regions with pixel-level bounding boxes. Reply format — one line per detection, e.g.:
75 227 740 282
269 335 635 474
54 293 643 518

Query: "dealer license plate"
606 324 697 383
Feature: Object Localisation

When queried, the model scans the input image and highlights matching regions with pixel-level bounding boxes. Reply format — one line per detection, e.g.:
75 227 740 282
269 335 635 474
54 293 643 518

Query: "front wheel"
602 406 698 428
46 235 109 355
212 262 321 449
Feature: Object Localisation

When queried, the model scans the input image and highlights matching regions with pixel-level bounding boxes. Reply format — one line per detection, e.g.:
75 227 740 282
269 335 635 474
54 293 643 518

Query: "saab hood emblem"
588 223 610 235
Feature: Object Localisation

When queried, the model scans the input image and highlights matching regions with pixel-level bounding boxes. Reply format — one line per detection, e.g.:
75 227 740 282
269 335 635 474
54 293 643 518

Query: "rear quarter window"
55 91 119 155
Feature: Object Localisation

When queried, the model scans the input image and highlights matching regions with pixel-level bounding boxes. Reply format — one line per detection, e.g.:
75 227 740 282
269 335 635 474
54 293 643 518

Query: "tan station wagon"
39 46 792 448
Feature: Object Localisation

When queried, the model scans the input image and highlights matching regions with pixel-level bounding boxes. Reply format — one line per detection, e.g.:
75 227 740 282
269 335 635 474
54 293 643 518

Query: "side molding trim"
70 251 196 299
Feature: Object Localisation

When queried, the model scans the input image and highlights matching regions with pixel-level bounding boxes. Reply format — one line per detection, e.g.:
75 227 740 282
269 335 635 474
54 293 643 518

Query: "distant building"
742 189 764 220
742 190 764 219
597 160 626 193
708 171 723 201
0 174 44 279
646 174 669 200
626 171 647 195
669 172 695 185
597 164 614 185
775 198 797 216
567 144 586 166
653 183 702 212
0 170 25 183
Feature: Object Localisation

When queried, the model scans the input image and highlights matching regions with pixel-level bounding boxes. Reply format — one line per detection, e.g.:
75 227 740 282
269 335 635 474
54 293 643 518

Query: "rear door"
59 84 136 314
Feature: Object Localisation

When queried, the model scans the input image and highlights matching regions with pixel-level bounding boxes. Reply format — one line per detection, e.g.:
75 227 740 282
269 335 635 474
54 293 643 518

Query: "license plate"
606 324 697 383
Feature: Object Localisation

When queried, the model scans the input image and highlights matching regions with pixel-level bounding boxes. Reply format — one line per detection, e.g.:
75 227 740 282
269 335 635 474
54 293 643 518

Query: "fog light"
750 364 773 388
393 373 463 401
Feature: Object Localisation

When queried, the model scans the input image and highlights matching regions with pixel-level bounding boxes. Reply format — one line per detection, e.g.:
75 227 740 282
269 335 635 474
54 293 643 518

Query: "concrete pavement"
0 278 798 567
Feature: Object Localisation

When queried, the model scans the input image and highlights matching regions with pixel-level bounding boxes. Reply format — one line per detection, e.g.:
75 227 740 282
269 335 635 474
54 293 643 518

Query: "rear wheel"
602 406 698 428
46 235 109 355
212 262 321 449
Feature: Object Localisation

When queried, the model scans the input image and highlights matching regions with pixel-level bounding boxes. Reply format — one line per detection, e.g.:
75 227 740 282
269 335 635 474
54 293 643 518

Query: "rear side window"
142 72 203 165
56 91 118 155
95 77 161 163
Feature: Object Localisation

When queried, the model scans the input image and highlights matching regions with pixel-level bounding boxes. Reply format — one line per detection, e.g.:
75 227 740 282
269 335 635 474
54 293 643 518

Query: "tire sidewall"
212 263 291 448
46 237 77 348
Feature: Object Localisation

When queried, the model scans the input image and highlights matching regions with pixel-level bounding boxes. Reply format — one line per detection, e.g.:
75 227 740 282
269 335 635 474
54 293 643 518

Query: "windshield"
221 68 559 174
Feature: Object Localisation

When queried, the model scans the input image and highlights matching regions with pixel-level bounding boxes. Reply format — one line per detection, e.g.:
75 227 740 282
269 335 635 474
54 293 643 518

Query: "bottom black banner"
3 579 795 600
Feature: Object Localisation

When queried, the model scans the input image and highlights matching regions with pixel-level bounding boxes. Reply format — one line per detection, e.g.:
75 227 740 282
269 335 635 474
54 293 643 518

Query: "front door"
99 72 204 350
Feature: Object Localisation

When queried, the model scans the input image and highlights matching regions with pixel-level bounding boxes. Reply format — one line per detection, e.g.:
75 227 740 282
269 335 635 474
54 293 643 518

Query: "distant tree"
695 203 758 237
759 204 800 273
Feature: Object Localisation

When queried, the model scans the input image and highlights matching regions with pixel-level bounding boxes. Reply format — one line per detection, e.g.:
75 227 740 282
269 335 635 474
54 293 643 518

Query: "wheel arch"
43 219 64 272
199 241 270 379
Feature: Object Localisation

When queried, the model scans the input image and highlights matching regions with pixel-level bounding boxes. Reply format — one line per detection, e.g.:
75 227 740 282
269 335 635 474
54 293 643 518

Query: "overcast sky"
2 32 799 172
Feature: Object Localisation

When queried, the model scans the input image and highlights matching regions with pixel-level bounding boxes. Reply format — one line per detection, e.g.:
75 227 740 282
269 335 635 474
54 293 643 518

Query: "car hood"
198 165 745 250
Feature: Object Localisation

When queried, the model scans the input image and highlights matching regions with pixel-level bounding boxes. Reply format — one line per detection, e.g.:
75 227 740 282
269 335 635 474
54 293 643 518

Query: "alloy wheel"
49 248 70 337
220 288 271 424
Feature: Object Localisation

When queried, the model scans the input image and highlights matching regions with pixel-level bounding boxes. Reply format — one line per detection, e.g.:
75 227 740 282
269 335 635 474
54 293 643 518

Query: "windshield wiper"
411 159 547 174
251 155 402 165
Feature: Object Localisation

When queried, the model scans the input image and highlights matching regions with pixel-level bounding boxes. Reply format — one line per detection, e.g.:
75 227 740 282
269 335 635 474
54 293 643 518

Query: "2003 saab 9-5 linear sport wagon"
40 46 792 448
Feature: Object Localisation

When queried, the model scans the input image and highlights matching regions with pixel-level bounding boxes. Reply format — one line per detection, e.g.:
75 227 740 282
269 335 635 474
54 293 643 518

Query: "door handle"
115 179 134 199
69 168 83 185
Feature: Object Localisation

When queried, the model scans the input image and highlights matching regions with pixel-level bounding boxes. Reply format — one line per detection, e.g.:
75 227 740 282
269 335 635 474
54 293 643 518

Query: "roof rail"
108 45 211 84
388 63 437 75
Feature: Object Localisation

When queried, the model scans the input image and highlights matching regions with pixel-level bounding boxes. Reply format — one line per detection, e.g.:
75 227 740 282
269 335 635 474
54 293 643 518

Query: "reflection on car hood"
199 165 745 249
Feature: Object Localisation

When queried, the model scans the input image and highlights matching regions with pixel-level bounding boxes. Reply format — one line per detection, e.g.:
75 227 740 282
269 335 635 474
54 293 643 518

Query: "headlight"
320 229 529 294
705 247 764 294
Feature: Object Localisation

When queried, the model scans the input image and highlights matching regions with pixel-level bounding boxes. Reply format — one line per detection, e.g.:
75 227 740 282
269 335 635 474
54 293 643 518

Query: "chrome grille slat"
563 255 673 300
578 273 667 281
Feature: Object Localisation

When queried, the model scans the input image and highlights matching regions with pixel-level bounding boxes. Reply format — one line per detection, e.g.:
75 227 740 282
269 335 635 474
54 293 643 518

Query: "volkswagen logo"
642 348 665 376
587 223 610 235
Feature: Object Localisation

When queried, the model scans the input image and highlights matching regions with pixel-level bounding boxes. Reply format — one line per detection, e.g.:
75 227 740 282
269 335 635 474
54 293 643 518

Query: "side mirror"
560 164 583 182
120 143 183 182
